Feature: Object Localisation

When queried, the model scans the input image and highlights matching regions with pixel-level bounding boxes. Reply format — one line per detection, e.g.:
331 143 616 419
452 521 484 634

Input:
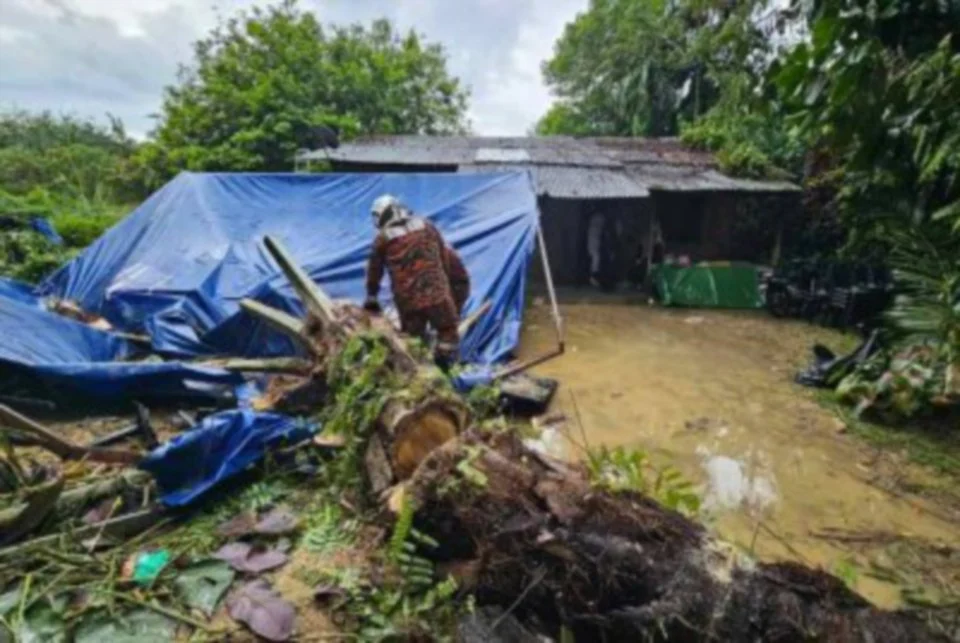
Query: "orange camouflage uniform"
366 217 469 358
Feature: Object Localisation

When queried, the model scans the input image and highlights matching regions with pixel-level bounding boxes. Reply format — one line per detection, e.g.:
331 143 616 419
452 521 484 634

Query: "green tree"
538 0 775 138
137 0 468 185
774 0 960 236
0 110 137 201
774 1 960 409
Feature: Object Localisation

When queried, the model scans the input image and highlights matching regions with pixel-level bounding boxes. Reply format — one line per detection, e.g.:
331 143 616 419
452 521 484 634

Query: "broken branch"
0 405 141 465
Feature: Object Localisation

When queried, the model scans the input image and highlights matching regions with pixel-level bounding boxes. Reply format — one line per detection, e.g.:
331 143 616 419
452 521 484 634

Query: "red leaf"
227 579 296 642
216 511 258 538
214 542 288 573
255 506 299 535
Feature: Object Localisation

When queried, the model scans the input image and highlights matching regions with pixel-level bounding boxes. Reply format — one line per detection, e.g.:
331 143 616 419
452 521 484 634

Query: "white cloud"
0 0 587 137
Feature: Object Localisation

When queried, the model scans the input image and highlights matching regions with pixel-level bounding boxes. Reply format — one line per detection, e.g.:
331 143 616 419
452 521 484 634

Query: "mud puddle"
520 297 959 608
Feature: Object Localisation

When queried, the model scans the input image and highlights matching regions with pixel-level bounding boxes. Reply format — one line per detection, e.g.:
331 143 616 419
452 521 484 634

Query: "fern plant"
587 445 701 515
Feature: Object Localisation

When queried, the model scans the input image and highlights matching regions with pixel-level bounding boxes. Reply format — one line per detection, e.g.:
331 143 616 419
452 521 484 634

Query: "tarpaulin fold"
0 277 41 307
0 295 242 399
140 409 314 507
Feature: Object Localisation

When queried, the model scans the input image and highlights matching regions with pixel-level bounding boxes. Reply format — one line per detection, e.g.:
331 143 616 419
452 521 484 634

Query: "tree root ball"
400 430 945 643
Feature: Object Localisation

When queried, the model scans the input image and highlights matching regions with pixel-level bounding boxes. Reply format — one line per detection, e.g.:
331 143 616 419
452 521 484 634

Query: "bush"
0 231 75 283
0 188 125 283
0 110 141 283
0 144 135 202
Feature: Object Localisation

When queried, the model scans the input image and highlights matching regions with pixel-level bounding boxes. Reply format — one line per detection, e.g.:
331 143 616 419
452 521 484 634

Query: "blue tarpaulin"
4 172 538 504
140 409 314 507
0 277 41 307
0 295 242 399
39 171 539 365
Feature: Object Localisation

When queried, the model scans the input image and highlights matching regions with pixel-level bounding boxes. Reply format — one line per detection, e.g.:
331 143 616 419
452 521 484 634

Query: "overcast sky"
0 0 588 138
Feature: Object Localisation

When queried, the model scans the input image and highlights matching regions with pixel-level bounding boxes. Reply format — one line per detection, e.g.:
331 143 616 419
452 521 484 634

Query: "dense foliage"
0 112 138 282
137 0 468 186
774 1 960 416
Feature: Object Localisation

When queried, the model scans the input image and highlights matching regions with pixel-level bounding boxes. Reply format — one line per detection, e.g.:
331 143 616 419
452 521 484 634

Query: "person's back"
364 195 469 369
373 216 451 314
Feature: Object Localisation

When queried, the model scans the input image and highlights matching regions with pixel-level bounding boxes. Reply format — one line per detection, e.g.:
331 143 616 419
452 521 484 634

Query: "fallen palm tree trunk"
243 236 942 641
241 236 468 490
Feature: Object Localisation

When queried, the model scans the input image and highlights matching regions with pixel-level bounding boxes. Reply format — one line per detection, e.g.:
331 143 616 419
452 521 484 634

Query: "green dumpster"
651 263 763 309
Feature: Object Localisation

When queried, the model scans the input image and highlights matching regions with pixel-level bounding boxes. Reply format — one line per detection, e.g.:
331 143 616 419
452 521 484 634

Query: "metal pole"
536 223 564 347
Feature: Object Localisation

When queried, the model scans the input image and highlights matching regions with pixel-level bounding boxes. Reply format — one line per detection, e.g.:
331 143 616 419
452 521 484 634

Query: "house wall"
651 191 794 264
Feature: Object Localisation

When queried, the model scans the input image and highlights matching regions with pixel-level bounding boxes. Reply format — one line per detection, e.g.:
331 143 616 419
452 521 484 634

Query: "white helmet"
371 194 404 228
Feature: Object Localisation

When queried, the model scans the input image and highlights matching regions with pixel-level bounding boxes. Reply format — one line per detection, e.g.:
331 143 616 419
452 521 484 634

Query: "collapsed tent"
1 172 539 400
41 172 538 362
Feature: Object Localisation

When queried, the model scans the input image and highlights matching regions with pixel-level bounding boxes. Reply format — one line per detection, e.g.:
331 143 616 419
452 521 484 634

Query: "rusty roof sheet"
586 137 716 167
626 164 800 192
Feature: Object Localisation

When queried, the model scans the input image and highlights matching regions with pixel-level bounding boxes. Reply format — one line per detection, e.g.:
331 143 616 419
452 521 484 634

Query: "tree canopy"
137 0 469 185
537 0 775 139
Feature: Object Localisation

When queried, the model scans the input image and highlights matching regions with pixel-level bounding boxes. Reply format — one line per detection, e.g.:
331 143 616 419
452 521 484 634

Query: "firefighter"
364 195 470 369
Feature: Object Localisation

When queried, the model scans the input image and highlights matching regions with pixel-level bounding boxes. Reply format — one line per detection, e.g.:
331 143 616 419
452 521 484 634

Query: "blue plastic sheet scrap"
29 217 63 245
140 409 316 507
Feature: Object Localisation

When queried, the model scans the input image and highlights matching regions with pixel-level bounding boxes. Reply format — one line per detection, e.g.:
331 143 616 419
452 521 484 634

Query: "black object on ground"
499 374 559 416
796 329 881 388
88 402 159 449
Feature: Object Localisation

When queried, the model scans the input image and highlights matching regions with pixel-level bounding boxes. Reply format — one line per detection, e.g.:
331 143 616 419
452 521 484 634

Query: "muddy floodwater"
520 295 959 608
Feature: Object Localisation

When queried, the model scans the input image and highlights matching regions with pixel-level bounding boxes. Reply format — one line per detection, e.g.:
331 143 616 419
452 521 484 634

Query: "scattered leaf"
14 598 68 643
215 542 289 573
173 560 236 616
313 433 346 448
217 511 258 538
227 579 296 642
255 506 299 535
74 608 176 643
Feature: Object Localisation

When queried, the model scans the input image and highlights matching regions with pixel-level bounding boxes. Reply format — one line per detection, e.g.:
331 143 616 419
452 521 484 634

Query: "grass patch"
819 392 960 480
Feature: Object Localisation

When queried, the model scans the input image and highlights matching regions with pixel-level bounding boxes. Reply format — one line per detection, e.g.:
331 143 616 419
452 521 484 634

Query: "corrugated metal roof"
301 135 799 194
460 164 650 199
475 148 530 163
306 135 620 167
537 166 650 198
626 164 800 193
587 137 716 167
